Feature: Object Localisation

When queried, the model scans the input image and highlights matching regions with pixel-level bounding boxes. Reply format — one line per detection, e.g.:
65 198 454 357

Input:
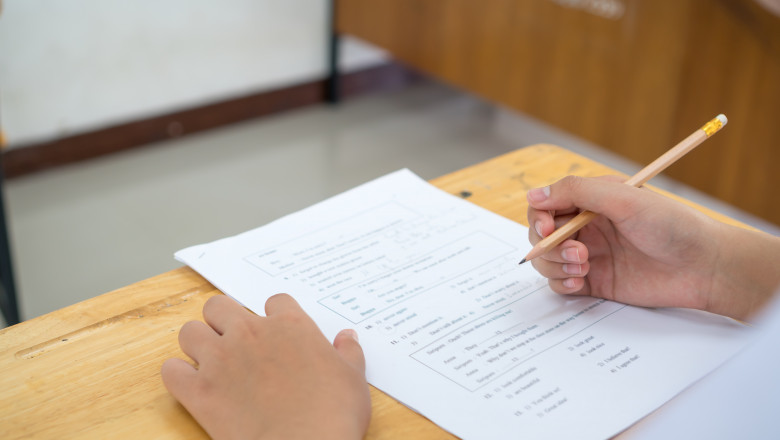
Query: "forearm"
707 223 780 321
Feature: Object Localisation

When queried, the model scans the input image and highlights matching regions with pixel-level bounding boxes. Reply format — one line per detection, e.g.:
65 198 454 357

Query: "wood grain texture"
0 267 214 439
337 0 780 224
0 145 746 439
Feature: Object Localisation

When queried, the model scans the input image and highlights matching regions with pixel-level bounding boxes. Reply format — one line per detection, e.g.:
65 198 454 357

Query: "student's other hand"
161 294 370 440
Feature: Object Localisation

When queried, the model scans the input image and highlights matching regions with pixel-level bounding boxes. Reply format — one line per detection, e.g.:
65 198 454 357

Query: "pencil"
519 114 728 265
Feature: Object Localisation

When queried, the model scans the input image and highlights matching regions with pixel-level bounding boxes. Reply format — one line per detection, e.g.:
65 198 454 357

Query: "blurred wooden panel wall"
337 0 780 224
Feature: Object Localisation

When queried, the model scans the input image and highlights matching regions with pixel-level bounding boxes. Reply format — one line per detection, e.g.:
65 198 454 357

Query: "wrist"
706 223 780 321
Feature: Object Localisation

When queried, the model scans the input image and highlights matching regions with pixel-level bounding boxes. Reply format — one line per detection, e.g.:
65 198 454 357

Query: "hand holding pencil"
520 114 780 321
521 114 727 265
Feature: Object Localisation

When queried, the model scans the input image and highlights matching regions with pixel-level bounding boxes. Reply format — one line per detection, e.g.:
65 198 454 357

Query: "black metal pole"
325 0 341 104
0 154 20 326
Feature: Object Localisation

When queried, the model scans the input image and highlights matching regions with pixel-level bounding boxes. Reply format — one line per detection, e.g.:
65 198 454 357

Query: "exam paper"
175 169 750 440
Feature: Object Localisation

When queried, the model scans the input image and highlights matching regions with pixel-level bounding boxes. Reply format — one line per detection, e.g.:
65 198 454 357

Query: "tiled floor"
2 82 777 327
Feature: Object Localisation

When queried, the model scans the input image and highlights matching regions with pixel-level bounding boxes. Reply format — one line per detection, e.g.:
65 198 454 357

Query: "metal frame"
0 155 19 326
325 0 341 104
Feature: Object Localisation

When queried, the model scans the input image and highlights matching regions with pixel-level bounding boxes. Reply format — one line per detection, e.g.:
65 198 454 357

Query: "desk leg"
326 0 341 104
0 156 19 326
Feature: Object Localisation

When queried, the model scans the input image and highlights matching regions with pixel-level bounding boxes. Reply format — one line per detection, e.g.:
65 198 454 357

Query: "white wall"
0 0 387 147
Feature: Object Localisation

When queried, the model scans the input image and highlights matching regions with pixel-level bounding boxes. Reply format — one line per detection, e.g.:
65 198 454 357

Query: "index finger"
528 175 637 221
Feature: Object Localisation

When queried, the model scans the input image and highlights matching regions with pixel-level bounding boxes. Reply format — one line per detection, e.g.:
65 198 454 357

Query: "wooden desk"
0 145 743 439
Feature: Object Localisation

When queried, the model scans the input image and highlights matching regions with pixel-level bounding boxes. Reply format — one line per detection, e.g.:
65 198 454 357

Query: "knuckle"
230 315 256 338
273 309 309 330
191 374 217 400
561 175 583 193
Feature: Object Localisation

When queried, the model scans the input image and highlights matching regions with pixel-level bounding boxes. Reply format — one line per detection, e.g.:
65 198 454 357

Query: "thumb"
528 175 650 222
333 329 366 374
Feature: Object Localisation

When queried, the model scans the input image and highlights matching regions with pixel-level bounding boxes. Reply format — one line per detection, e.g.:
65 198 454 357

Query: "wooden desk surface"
0 145 744 439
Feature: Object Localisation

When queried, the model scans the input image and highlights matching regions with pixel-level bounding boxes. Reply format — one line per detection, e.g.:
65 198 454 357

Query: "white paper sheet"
175 169 750 439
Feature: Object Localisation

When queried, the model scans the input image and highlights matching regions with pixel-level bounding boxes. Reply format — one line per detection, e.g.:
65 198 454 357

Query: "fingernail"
528 186 550 202
534 221 543 237
343 329 359 342
562 247 580 263
563 278 576 288
563 264 582 275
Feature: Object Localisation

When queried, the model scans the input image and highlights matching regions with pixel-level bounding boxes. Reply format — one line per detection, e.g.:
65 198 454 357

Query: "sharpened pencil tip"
518 258 527 265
